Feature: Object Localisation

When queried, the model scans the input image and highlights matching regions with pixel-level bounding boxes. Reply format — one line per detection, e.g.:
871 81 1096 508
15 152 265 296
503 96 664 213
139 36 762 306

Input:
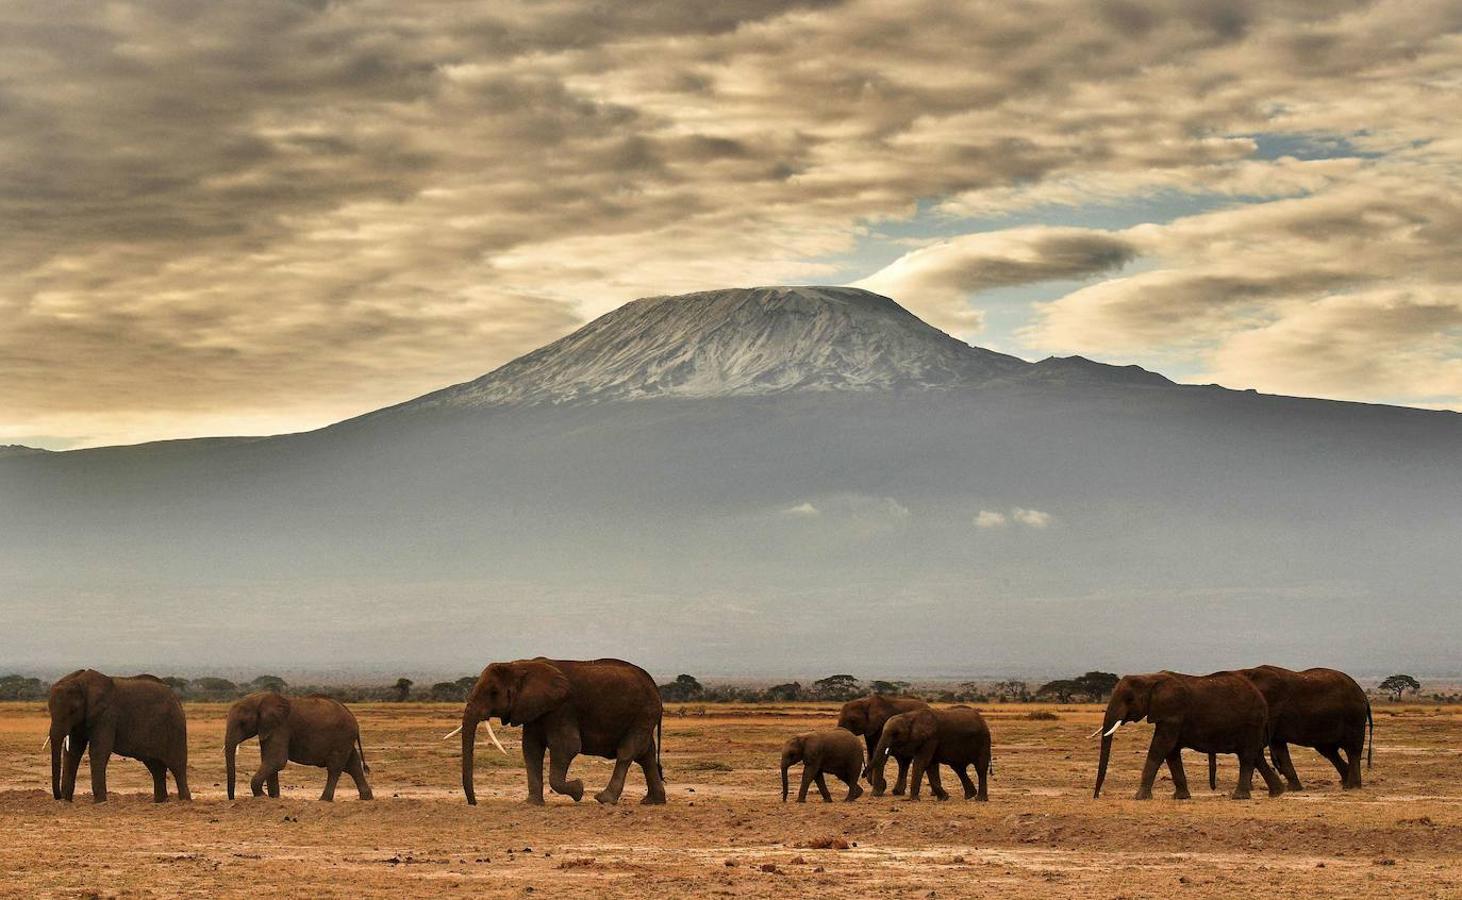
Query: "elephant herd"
42 661 1373 807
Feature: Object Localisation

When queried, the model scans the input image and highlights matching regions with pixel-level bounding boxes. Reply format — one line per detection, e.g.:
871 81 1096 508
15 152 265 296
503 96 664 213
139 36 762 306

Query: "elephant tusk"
63 735 70 752
1088 726 1104 739
41 735 50 751
443 725 463 741
484 719 507 755
1103 721 1123 738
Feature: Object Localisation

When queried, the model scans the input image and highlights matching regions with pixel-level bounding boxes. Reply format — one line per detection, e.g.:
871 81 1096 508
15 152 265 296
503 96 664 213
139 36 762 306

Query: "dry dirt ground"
1 700 1459 898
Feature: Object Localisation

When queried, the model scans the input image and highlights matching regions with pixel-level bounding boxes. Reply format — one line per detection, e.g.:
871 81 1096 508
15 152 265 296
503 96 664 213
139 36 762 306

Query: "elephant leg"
637 746 667 805
252 739 287 798
320 767 342 802
814 770 833 802
87 730 114 803
596 734 642 805
925 763 949 801
1316 745 1350 786
1136 727 1176 800
1272 741 1303 791
522 730 547 805
145 759 169 803
842 771 863 801
267 773 280 799
797 767 814 803
954 764 977 800
547 731 584 802
346 751 373 800
891 756 911 796
865 735 885 795
976 754 989 801
61 737 86 802
1254 751 1285 797
1341 736 1364 789
1233 753 1256 800
171 759 191 801
1166 749 1190 800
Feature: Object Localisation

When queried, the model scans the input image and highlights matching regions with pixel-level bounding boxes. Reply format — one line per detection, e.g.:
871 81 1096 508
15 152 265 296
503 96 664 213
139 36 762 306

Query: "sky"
2 0 1459 449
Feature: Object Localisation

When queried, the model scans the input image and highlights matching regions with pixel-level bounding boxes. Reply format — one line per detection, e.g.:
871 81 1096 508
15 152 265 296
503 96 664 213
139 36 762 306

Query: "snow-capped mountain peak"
403 285 1027 411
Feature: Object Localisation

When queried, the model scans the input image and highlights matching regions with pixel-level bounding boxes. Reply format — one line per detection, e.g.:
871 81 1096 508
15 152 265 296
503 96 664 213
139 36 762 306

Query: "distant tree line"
0 672 1442 704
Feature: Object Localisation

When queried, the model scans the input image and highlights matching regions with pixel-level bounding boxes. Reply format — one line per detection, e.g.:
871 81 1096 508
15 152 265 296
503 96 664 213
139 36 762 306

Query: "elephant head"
225 692 290 800
47 670 113 800
455 659 569 805
836 698 872 735
1093 673 1167 798
865 709 936 780
780 735 807 801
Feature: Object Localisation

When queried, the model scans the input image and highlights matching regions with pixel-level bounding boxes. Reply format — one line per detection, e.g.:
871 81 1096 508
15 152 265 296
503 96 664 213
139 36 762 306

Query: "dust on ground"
1 701 1458 898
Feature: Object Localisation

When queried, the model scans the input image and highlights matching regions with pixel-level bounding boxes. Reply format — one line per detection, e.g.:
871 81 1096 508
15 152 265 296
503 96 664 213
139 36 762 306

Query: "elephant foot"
847 785 864 802
593 789 621 805
640 794 667 805
1229 789 1252 800
524 795 546 806
1287 781 1304 792
891 787 906 797
1133 789 1153 800
359 791 374 801
1171 789 1191 800
1267 785 1285 798
870 787 886 797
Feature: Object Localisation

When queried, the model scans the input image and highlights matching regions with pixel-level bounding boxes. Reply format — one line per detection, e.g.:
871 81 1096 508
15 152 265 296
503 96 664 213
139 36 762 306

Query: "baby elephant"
225 692 373 801
781 728 865 802
868 706 991 801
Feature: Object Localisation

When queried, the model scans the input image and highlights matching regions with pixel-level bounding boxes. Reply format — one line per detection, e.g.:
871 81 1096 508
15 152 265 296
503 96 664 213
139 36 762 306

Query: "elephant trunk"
460 711 480 806
49 724 64 800
1094 704 1121 798
781 760 790 802
867 731 892 784
225 724 240 800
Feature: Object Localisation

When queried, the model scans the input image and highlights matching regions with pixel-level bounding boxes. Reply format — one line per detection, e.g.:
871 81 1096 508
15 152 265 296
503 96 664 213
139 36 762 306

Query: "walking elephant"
837 694 929 795
1206 665 1373 791
781 728 865 802
867 706 991 801
1094 670 1284 800
46 669 190 803
451 657 666 806
225 692 373 801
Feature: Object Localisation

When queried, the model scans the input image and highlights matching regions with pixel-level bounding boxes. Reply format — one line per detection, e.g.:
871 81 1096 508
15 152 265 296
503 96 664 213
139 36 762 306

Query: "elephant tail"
357 734 371 774
656 715 664 782
1366 700 1373 770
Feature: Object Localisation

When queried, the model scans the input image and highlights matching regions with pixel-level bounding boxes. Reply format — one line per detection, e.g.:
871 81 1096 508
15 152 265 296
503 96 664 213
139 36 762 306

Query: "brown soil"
1 701 1458 898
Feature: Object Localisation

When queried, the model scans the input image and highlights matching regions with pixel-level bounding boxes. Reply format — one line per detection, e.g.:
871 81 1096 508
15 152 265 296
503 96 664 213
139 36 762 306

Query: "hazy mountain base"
2 381 1459 674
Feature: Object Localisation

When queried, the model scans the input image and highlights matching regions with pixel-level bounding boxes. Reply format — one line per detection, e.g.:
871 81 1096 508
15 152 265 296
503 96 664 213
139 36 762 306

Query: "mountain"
2 287 1459 677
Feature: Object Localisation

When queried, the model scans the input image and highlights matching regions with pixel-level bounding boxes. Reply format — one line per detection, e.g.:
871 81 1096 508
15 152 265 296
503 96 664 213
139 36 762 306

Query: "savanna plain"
1 701 1458 899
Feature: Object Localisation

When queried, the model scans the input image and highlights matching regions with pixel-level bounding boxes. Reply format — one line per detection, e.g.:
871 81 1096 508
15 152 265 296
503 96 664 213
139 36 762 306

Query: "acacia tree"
1378 674 1421 701
658 674 705 702
1073 671 1120 700
393 678 414 701
813 674 862 701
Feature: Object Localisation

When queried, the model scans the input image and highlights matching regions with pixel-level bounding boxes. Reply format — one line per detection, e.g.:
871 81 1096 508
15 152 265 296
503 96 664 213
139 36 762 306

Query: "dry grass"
1 700 1459 898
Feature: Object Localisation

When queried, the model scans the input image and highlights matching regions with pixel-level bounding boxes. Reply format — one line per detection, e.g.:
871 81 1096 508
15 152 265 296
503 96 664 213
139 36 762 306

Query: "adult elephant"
837 694 929 795
1094 670 1285 801
1206 666 1373 791
225 692 373 801
867 707 991 801
450 657 666 806
46 669 190 803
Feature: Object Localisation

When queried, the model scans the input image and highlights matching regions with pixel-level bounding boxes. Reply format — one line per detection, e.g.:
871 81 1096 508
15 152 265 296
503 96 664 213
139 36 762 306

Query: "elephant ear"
83 671 115 722
259 694 291 733
508 660 570 725
909 709 938 745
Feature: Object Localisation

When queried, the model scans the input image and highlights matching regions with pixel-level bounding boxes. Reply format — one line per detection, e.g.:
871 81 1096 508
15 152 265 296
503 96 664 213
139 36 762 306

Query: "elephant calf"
226 692 372 801
781 728 865 802
868 707 991 801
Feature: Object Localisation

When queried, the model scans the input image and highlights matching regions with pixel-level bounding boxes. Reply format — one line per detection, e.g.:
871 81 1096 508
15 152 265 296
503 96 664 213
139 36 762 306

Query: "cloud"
2 0 1460 443
854 228 1137 335
1011 508 1053 529
976 507 1053 529
782 502 821 517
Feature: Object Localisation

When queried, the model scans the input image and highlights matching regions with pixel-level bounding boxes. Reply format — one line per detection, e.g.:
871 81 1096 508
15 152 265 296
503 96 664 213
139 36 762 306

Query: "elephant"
837 694 929 795
225 692 373 801
781 728 865 802
1094 670 1285 801
46 669 190 803
451 657 666 806
1206 665 1373 792
867 706 991 801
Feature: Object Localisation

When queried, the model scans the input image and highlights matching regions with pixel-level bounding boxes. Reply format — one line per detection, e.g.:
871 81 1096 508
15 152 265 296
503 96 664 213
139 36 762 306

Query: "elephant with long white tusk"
1093 670 1286 801
458 657 666 807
